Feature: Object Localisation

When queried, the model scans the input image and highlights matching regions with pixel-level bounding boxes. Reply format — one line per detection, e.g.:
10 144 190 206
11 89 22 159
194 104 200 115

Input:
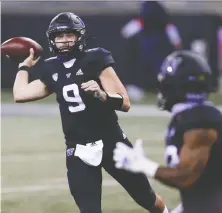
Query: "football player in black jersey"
13 12 169 213
114 50 222 213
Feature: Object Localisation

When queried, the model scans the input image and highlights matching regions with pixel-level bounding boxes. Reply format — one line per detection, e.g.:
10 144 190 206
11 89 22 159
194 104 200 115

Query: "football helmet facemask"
46 12 86 58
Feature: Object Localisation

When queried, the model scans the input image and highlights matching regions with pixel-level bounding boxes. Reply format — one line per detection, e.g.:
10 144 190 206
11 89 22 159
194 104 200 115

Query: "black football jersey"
39 48 121 145
164 103 222 212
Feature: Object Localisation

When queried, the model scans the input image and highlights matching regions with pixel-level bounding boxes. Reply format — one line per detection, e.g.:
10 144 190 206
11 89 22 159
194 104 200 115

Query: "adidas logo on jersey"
66 73 71 78
76 69 83 76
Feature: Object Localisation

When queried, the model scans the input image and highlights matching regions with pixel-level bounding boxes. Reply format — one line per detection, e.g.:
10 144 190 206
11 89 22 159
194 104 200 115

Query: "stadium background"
1 1 222 213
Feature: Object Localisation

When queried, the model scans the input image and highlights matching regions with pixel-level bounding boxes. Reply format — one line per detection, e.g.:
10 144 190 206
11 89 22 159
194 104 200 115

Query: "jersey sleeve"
96 48 115 75
37 59 53 91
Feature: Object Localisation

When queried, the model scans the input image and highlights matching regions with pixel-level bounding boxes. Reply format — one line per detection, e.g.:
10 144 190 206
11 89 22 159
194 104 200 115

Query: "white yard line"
2 179 118 194
2 104 222 116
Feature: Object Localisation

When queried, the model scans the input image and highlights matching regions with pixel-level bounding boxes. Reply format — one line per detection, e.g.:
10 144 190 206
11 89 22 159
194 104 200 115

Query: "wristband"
105 92 123 110
18 66 30 72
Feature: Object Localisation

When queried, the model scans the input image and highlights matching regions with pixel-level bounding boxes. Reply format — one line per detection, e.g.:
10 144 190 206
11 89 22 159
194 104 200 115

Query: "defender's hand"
19 48 40 68
113 139 146 173
113 139 159 177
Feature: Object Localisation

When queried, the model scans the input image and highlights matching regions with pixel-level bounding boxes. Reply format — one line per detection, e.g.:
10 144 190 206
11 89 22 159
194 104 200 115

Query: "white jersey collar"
63 58 76 68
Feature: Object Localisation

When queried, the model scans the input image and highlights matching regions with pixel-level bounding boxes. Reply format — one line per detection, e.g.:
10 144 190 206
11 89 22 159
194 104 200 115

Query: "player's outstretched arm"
114 128 217 189
13 48 52 103
155 128 217 188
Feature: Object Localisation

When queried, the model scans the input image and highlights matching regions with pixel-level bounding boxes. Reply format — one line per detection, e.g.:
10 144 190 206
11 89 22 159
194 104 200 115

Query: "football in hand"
1 37 43 62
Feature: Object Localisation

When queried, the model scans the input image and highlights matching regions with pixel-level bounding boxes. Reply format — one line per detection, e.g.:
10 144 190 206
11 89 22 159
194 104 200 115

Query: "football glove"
113 139 159 177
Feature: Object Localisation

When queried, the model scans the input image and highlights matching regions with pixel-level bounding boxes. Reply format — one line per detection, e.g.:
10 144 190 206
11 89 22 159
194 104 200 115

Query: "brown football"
1 37 43 62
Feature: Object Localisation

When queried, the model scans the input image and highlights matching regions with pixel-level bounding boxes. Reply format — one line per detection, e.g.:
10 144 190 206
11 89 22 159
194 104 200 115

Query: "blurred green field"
2 89 222 105
2 115 181 213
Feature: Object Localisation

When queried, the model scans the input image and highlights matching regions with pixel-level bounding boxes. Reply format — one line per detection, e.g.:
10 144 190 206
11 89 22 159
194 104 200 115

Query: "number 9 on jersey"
63 83 86 113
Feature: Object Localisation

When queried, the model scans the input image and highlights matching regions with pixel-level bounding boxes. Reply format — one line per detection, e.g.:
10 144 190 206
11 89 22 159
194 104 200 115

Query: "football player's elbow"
179 171 202 189
14 95 26 103
13 91 29 103
14 98 21 103
13 92 22 103
178 180 194 189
